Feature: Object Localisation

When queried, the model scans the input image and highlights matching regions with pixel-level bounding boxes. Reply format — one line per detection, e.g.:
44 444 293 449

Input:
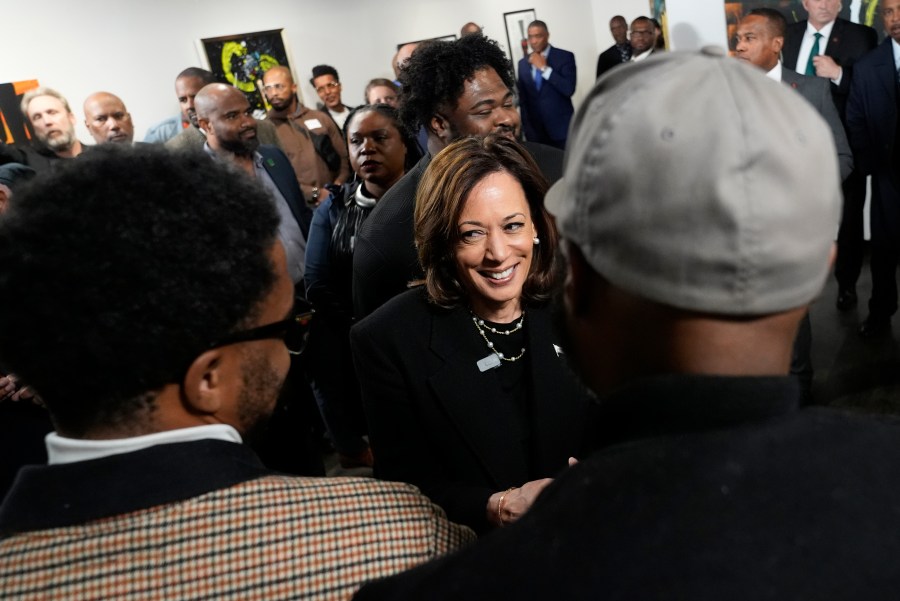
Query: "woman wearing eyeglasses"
303 104 421 469
351 135 590 533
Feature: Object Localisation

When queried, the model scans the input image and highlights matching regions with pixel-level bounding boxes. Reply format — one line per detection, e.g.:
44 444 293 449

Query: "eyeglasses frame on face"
315 81 341 94
629 29 653 36
263 82 288 92
206 307 314 356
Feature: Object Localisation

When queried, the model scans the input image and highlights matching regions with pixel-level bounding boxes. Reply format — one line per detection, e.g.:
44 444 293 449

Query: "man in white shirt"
310 64 355 130
783 0 877 313
629 16 657 62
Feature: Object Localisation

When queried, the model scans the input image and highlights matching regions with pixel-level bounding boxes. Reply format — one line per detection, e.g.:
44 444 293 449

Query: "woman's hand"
487 477 554 527
486 459 580 527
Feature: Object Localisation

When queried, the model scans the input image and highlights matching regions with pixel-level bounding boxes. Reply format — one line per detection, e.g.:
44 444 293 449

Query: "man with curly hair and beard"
352 34 565 318
0 145 474 600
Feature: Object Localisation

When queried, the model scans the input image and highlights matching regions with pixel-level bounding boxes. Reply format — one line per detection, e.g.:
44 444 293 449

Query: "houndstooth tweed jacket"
0 439 474 600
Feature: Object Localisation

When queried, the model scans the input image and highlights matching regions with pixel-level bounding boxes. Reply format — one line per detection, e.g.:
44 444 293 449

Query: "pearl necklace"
470 311 526 362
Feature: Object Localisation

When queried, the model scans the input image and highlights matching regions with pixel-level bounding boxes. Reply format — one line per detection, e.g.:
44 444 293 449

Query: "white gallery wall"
2 0 729 142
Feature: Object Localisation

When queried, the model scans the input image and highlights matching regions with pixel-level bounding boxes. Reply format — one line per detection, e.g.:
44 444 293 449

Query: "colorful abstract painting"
650 0 670 49
201 29 290 118
0 80 39 145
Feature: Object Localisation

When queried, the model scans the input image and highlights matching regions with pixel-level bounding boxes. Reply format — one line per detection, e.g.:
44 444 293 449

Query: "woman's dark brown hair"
415 134 559 308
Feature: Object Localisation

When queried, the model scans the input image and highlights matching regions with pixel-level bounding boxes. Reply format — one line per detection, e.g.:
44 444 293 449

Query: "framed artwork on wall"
0 80 39 145
504 9 537 75
199 29 291 118
650 0 670 49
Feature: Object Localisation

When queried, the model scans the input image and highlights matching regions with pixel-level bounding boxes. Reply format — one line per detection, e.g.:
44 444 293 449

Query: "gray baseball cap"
546 47 841 315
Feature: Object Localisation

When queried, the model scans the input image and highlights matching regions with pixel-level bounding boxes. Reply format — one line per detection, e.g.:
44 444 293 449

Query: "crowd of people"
1 1 900 598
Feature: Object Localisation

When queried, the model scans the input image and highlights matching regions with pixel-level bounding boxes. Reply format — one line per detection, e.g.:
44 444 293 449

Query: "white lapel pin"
553 344 564 357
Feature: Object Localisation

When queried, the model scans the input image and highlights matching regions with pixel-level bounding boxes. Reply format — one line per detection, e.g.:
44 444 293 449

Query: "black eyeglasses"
208 308 314 356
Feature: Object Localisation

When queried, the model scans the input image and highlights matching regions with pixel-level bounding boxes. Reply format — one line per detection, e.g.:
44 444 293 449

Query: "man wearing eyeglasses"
311 64 355 130
263 66 350 206
0 145 475 600
629 16 658 62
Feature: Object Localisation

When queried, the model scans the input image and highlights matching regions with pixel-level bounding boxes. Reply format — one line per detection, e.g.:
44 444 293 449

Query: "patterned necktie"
805 32 822 76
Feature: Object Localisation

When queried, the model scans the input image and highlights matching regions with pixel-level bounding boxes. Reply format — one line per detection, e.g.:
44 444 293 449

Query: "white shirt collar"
766 61 783 82
805 19 835 40
893 38 900 72
46 424 243 464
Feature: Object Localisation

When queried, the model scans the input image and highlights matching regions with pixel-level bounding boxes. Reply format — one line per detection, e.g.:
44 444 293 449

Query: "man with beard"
0 87 84 172
352 34 564 318
195 83 311 285
0 145 474 600
165 67 282 152
262 66 349 206
629 16 658 62
83 92 135 145
354 47 900 601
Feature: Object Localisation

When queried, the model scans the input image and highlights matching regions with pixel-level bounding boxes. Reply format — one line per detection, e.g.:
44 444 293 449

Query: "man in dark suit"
196 83 311 285
735 9 852 180
735 7 853 403
846 0 900 337
516 20 576 149
354 47 900 601
596 15 632 79
352 35 564 319
597 15 631 78
783 0 877 312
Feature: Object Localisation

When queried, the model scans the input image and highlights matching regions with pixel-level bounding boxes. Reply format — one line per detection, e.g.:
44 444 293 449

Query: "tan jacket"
267 103 350 202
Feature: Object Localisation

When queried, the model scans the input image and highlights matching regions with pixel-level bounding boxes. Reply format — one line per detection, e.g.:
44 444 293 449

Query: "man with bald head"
195 83 311 285
165 67 282 153
83 92 134 145
596 15 632 78
262 65 348 205
0 87 84 172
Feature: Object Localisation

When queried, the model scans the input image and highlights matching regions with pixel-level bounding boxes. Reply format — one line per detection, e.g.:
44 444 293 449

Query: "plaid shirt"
0 441 474 600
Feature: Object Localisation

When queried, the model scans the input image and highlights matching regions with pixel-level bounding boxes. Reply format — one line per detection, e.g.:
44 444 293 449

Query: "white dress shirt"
795 20 842 86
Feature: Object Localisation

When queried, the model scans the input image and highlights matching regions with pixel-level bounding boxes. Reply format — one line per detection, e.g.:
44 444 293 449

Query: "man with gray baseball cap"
354 48 900 600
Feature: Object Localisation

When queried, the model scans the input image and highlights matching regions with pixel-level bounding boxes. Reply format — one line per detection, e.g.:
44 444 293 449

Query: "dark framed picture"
199 29 291 118
504 8 537 73
395 34 457 50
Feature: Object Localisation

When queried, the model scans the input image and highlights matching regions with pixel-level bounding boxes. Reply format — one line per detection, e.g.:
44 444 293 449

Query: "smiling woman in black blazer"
351 135 590 533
